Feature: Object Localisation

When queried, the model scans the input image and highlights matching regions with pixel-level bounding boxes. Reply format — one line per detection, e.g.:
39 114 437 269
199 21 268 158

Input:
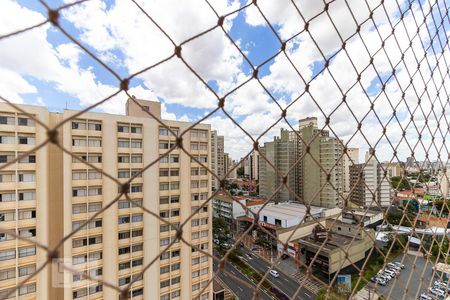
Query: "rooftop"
248 202 325 220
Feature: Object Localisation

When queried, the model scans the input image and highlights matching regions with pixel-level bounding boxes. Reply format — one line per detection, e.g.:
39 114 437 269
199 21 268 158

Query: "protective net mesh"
0 0 450 299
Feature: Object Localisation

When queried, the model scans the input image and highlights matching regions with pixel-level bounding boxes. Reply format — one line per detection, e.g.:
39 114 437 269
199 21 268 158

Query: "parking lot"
377 253 435 300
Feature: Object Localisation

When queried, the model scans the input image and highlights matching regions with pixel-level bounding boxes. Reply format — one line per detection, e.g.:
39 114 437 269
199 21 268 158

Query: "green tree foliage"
384 233 408 254
237 166 244 177
390 176 411 190
386 210 413 227
433 199 450 216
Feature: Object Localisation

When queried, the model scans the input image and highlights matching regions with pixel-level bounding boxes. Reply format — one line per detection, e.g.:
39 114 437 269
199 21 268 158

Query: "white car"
429 287 445 298
383 269 397 277
419 293 433 300
387 263 401 271
393 262 405 269
269 269 279 278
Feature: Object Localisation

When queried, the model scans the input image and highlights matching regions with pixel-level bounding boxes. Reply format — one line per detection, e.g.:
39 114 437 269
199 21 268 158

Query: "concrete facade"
343 148 359 197
0 100 212 300
297 117 344 208
210 130 225 191
298 220 375 276
259 129 297 202
349 155 393 208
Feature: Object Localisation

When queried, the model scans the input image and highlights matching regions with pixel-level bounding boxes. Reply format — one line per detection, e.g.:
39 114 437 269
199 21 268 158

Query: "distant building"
381 162 403 177
349 154 393 207
211 130 225 191
297 220 375 278
297 117 344 208
244 151 259 181
259 129 297 202
438 165 450 198
212 192 247 226
343 148 359 197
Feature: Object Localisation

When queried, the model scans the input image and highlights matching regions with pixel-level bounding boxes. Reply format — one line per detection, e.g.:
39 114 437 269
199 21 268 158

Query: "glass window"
131 140 142 148
18 246 35 258
118 124 130 133
131 126 142 133
0 116 15 125
118 139 130 148
131 155 142 163
159 128 168 136
0 136 15 144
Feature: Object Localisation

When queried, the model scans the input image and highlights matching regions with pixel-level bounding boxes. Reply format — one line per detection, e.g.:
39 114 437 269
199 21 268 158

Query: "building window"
19 265 35 277
131 140 142 148
18 246 35 258
18 173 35 182
130 185 142 193
18 190 35 201
0 116 15 125
0 268 15 281
0 211 15 222
159 128 168 136
18 283 35 296
118 125 130 133
118 139 130 148
0 249 15 261
0 135 15 144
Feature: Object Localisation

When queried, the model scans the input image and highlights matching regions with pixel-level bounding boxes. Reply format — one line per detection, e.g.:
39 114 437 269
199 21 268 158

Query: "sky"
1 0 449 164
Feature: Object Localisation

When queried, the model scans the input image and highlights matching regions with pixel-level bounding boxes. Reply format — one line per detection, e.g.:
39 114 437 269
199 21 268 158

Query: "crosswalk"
292 271 323 293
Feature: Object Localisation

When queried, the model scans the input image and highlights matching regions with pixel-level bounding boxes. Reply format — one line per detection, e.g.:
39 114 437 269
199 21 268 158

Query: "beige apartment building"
0 99 212 300
297 117 344 208
210 131 224 191
259 129 297 202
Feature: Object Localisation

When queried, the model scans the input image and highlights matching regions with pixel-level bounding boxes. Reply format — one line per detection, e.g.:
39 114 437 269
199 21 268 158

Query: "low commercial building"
341 208 383 228
297 220 375 279
212 192 247 227
238 202 341 255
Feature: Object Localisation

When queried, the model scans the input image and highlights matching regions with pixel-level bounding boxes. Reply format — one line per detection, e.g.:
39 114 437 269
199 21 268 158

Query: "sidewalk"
352 286 380 300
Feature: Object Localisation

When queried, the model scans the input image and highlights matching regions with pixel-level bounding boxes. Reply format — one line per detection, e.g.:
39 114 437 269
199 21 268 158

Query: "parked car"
383 269 397 277
386 267 400 276
387 263 401 271
428 287 445 298
269 269 279 278
377 270 392 280
393 261 405 269
418 293 433 300
378 275 391 282
375 278 387 286
381 273 393 281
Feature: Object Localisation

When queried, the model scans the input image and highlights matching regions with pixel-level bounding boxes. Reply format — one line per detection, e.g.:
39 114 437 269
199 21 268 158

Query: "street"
213 259 273 300
238 247 315 300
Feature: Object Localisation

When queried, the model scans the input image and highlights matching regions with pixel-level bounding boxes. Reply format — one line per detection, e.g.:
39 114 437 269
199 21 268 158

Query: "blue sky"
2 0 449 161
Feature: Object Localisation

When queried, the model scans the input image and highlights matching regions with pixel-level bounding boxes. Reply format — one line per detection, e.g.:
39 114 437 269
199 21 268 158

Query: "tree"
386 210 412 227
390 176 411 190
384 233 408 254
237 167 244 177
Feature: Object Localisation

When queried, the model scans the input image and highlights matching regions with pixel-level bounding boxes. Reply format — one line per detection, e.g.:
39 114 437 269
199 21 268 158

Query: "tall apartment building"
259 129 297 202
349 154 393 207
244 151 259 181
0 99 212 300
210 131 225 191
297 117 344 208
343 148 359 197
0 106 51 299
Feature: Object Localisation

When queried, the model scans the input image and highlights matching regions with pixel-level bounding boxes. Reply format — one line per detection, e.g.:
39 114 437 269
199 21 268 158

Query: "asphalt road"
239 247 315 300
213 259 273 300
